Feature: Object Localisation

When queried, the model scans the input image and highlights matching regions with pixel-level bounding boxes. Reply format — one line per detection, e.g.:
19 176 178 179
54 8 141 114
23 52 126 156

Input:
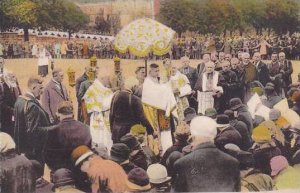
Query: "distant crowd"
1 33 300 60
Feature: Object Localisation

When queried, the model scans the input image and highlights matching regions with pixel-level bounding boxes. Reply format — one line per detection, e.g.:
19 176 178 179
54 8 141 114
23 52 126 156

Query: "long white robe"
37 48 52 67
198 71 223 114
170 71 191 121
142 77 177 155
83 79 114 152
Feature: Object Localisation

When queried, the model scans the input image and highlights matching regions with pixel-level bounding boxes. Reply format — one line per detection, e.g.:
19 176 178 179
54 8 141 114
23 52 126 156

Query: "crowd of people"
1 32 300 60
1 48 300 193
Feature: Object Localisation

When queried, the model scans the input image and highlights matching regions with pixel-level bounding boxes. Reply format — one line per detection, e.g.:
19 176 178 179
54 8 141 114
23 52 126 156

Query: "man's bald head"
279 52 286 61
242 52 250 59
203 54 211 63
205 61 215 73
221 61 231 72
219 52 225 61
242 53 250 65
181 56 190 67
231 58 239 70
225 54 232 61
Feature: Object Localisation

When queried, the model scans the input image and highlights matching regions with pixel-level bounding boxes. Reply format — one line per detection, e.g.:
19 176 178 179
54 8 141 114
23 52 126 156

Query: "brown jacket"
41 79 69 123
243 63 256 85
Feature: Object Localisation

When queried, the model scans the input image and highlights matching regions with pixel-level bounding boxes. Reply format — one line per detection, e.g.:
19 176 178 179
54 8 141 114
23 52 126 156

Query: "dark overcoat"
0 150 35 193
45 117 92 171
109 90 154 143
75 73 88 121
0 82 21 136
255 61 270 86
14 93 52 163
230 119 253 151
174 142 241 192
236 105 254 134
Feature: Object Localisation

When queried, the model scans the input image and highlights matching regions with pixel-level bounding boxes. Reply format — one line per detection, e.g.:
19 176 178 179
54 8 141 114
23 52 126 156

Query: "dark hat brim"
126 180 151 191
183 114 196 122
149 177 171 184
230 104 243 111
216 123 230 128
290 128 300 135
110 155 127 163
54 179 74 189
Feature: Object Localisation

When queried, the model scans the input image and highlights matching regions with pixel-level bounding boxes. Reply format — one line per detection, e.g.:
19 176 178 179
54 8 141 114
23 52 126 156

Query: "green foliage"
0 0 89 40
0 0 13 30
159 0 300 35
264 0 300 34
1 0 38 29
69 0 109 3
95 14 110 33
158 0 199 35
57 0 89 35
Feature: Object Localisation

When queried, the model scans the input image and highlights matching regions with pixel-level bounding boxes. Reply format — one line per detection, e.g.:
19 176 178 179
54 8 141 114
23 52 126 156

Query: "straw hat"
147 164 171 184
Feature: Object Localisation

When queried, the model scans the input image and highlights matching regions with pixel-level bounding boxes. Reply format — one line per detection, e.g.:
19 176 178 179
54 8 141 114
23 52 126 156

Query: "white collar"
52 79 60 85
26 91 35 98
170 71 180 80
148 76 159 83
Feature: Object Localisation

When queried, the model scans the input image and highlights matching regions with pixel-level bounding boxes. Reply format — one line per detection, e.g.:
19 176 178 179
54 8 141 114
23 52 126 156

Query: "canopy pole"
145 57 148 76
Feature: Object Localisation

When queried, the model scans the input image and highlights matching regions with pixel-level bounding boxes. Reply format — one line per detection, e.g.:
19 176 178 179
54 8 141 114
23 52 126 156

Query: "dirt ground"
4 58 208 113
4 58 300 118
4 59 300 101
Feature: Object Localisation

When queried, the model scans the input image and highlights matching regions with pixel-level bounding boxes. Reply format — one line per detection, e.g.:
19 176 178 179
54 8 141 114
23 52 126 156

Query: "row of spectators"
1 33 300 60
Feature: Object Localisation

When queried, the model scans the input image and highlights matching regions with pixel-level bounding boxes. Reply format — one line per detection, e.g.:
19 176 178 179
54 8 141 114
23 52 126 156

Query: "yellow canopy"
113 18 175 57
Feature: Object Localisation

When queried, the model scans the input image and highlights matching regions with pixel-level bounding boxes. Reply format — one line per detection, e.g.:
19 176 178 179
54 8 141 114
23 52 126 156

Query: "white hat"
190 116 217 139
0 132 16 153
269 109 281 121
75 151 94 166
147 164 171 184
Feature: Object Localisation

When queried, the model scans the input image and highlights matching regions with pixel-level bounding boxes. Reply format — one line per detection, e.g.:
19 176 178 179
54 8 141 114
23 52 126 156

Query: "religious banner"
197 91 214 115
274 99 300 126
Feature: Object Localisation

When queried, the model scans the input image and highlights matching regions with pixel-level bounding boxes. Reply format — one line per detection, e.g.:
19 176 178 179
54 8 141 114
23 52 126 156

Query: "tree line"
0 0 89 41
159 0 300 36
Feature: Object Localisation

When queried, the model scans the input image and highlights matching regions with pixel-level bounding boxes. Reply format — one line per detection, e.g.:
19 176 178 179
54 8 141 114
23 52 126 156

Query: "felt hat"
126 167 151 191
204 108 217 118
269 109 281 121
270 155 289 176
216 114 230 128
252 125 272 143
110 143 130 163
120 134 140 150
130 124 146 136
53 168 74 188
71 145 94 166
183 107 197 122
229 98 243 111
